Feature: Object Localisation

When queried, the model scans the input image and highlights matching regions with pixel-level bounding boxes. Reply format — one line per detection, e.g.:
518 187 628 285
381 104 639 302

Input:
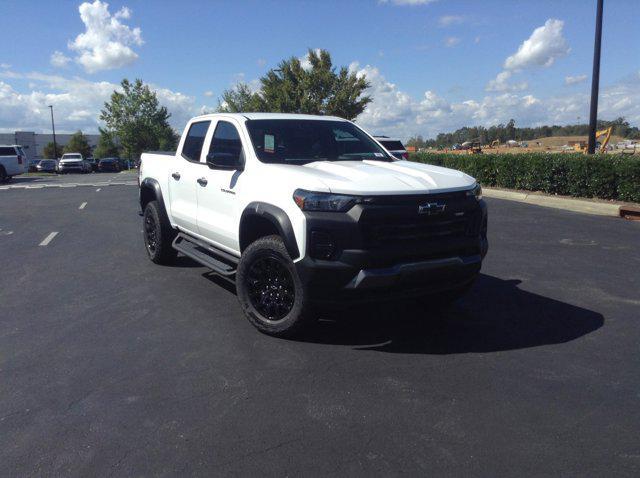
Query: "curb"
483 187 622 217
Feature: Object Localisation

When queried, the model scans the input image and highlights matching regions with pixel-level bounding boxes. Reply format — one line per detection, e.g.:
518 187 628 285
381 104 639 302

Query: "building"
0 131 100 160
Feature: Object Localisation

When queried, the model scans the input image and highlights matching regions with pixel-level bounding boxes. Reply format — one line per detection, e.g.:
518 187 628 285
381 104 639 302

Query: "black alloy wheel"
144 209 159 255
245 254 296 321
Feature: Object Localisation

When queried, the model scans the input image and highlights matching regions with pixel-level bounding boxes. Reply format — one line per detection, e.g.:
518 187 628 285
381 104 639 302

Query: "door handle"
171 172 181 180
197 177 208 186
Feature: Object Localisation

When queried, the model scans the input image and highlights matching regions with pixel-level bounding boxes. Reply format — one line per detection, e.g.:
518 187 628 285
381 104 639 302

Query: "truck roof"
191 112 347 122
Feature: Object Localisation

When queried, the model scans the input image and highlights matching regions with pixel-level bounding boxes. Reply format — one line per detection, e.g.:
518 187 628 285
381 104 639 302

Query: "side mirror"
206 152 243 170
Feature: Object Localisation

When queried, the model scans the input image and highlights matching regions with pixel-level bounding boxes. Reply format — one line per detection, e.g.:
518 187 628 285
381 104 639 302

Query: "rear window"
182 121 210 162
378 140 405 151
0 147 16 156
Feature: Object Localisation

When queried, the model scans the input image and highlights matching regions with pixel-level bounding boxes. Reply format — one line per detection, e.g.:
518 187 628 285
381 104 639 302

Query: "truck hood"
60 159 83 163
299 159 476 195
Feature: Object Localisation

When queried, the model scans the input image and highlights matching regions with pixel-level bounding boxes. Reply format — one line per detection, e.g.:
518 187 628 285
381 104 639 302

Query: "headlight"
293 189 357 212
466 183 482 201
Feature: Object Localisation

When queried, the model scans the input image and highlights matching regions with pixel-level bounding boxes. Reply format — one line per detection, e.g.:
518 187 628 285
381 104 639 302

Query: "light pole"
587 0 604 154
48 105 58 159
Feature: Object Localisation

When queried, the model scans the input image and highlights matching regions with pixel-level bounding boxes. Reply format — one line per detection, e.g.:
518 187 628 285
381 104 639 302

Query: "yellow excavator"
574 126 613 154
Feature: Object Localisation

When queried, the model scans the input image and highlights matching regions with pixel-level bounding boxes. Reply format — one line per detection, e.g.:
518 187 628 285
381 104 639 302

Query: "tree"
100 79 176 160
64 131 92 158
43 142 63 159
93 128 120 159
218 83 265 113
218 49 371 120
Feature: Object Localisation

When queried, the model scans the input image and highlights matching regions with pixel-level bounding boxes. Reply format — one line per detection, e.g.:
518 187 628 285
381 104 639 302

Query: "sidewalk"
483 187 624 217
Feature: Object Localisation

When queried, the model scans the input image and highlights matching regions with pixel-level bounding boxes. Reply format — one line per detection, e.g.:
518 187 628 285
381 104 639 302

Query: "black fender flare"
240 202 300 260
139 178 170 224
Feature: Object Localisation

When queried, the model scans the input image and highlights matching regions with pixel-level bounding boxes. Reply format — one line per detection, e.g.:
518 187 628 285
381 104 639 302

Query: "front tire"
142 200 177 264
236 235 312 337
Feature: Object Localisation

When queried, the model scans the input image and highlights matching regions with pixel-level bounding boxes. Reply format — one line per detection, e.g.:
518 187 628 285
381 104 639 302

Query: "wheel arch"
240 202 300 260
140 178 171 224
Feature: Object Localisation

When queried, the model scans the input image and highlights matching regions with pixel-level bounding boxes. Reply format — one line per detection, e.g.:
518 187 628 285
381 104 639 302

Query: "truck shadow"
299 274 604 354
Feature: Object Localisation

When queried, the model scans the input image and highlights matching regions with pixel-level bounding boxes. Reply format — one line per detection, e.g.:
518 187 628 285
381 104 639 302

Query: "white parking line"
39 232 58 246
96 188 101 192
79 202 87 210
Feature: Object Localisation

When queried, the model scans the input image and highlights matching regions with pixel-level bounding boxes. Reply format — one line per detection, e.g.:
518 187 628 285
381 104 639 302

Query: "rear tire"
142 200 177 264
0 167 7 182
236 235 312 337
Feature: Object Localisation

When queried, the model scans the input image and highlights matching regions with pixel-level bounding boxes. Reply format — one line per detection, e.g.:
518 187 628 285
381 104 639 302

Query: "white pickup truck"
139 113 488 336
0 145 28 181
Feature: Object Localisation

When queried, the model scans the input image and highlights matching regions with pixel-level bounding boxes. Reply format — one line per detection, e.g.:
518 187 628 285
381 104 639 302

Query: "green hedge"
410 152 640 203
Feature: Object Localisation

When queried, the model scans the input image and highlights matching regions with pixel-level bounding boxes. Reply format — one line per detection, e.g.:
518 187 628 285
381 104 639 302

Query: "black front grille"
362 216 470 246
357 192 479 247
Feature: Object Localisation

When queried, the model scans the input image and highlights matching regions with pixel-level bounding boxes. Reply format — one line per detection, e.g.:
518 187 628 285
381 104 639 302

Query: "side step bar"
172 233 239 276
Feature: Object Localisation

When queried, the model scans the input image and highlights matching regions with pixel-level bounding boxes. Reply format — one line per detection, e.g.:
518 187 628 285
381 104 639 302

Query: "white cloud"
486 71 528 92
504 19 570 71
379 0 437 5
486 19 569 94
203 90 214 97
68 0 143 73
565 74 588 85
0 63 10 69
50 51 71 68
444 36 461 47
438 15 464 27
347 62 640 140
0 70 197 134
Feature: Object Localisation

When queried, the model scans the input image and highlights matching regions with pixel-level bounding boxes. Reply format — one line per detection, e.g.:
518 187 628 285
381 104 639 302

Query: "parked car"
139 113 488 337
373 136 409 159
98 157 122 172
0 144 28 182
86 157 99 172
58 153 92 174
29 159 41 172
36 159 59 173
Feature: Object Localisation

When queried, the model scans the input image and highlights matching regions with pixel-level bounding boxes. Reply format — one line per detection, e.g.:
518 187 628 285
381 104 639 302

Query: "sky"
1 0 638 139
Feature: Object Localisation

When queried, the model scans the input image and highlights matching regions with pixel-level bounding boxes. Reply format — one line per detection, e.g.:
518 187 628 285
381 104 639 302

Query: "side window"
182 121 210 162
208 121 243 164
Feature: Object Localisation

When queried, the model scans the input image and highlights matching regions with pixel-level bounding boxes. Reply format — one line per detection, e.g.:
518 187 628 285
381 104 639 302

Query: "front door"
196 119 245 253
168 120 210 234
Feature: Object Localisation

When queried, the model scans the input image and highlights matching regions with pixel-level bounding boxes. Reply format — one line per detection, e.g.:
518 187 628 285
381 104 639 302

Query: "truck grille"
358 192 480 247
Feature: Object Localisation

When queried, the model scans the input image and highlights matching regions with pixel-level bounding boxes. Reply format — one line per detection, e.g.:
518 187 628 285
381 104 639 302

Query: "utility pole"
587 0 604 154
48 105 58 159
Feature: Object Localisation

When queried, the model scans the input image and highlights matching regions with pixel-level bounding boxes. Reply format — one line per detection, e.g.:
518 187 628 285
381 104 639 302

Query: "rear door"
167 120 211 234
196 119 245 252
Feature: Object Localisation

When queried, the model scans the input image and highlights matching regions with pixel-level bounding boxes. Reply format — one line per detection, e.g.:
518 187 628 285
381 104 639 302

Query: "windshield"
245 119 392 164
62 154 82 159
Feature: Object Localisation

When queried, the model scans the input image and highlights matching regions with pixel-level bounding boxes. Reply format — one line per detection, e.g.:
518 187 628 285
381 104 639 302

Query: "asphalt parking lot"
1 178 639 476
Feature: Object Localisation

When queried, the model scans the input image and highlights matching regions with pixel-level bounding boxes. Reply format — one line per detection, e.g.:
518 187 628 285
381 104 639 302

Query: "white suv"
0 145 27 181
58 153 92 174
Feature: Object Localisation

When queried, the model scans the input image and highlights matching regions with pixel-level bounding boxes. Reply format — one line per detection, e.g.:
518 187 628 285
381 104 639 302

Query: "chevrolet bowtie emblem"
418 202 446 215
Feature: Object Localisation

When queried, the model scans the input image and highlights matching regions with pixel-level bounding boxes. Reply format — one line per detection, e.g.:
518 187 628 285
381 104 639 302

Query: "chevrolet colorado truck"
139 113 488 336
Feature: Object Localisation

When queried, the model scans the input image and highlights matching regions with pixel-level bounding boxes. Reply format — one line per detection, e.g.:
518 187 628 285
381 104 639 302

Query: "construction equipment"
574 126 613 153
467 141 482 154
490 139 500 148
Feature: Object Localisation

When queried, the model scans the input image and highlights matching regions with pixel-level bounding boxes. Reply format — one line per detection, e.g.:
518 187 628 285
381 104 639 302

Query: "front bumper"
59 163 84 172
294 194 488 303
